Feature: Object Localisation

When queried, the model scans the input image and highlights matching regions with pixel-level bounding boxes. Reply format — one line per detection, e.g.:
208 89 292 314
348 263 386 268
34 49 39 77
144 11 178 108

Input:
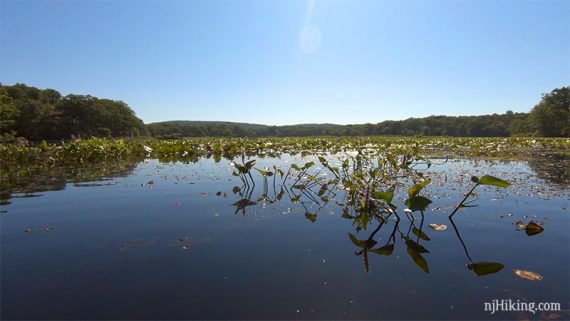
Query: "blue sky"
1 0 569 125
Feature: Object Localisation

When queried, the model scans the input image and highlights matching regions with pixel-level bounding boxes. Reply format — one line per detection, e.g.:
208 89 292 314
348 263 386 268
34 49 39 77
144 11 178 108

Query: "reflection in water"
228 154 507 275
526 152 570 187
448 218 504 276
1 155 568 320
0 160 140 204
2 151 567 205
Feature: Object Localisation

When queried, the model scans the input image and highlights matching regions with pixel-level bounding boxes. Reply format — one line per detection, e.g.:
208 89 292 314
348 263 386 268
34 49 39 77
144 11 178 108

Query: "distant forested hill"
1 83 567 140
147 113 530 138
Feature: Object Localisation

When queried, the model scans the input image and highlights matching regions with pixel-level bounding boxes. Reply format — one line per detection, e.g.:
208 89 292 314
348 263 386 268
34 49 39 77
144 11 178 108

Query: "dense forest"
1 83 568 141
0 83 147 141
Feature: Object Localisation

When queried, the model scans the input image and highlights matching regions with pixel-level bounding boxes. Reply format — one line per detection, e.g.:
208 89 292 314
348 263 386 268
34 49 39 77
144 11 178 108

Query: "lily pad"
524 221 544 236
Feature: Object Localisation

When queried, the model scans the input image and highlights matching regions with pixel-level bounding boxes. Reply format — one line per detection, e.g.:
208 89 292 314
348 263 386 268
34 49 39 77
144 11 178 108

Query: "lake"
1 152 569 320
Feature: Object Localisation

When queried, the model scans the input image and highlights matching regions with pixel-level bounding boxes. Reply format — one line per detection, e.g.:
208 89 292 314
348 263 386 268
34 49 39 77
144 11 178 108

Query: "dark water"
1 155 569 320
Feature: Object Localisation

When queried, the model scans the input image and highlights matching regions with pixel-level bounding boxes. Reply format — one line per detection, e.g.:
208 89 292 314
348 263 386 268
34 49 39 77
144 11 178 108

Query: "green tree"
0 87 20 139
528 87 569 137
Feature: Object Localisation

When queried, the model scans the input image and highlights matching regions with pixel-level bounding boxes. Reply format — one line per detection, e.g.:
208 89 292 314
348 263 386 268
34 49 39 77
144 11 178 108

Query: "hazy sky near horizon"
1 0 569 125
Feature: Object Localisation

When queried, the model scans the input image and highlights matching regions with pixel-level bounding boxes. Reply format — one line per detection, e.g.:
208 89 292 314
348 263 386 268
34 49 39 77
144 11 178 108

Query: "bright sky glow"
1 0 569 125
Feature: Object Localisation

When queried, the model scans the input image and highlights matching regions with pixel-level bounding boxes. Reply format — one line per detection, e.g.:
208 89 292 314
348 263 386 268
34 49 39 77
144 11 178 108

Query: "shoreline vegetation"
1 83 568 142
1 136 568 166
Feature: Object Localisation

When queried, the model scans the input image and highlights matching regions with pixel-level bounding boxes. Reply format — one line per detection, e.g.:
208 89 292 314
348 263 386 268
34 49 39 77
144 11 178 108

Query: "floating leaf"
525 221 544 236
412 227 431 241
408 179 432 197
405 196 432 212
372 191 394 203
407 246 429 273
515 221 526 231
467 262 504 276
478 175 510 188
428 223 448 231
371 244 394 256
513 269 543 281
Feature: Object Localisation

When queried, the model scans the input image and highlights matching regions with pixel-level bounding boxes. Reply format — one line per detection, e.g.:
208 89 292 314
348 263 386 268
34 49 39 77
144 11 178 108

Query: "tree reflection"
0 160 139 205
526 152 570 187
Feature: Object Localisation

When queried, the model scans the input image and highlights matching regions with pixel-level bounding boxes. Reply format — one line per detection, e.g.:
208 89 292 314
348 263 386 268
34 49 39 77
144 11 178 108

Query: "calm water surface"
1 155 569 320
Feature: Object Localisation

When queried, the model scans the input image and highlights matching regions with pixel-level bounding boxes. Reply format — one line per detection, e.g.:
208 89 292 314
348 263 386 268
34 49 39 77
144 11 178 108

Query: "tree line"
0 83 147 141
1 83 568 141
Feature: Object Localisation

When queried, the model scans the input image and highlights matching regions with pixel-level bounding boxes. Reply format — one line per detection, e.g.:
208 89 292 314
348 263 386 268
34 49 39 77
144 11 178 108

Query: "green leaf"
305 212 317 223
372 191 394 203
387 154 399 171
371 244 394 256
318 156 328 166
302 161 315 170
525 221 544 236
412 227 431 241
407 246 429 273
467 262 504 276
244 159 256 170
408 179 432 197
291 164 301 171
235 164 248 174
348 233 377 249
478 175 510 188
342 158 349 170
405 196 432 212
254 168 268 176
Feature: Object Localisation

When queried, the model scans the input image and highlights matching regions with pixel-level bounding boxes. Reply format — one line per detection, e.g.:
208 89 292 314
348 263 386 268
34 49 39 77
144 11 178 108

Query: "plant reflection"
228 153 507 275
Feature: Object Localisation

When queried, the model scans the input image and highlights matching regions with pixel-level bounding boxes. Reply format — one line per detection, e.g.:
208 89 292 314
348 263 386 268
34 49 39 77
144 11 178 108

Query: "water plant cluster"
226 149 516 274
1 136 568 166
